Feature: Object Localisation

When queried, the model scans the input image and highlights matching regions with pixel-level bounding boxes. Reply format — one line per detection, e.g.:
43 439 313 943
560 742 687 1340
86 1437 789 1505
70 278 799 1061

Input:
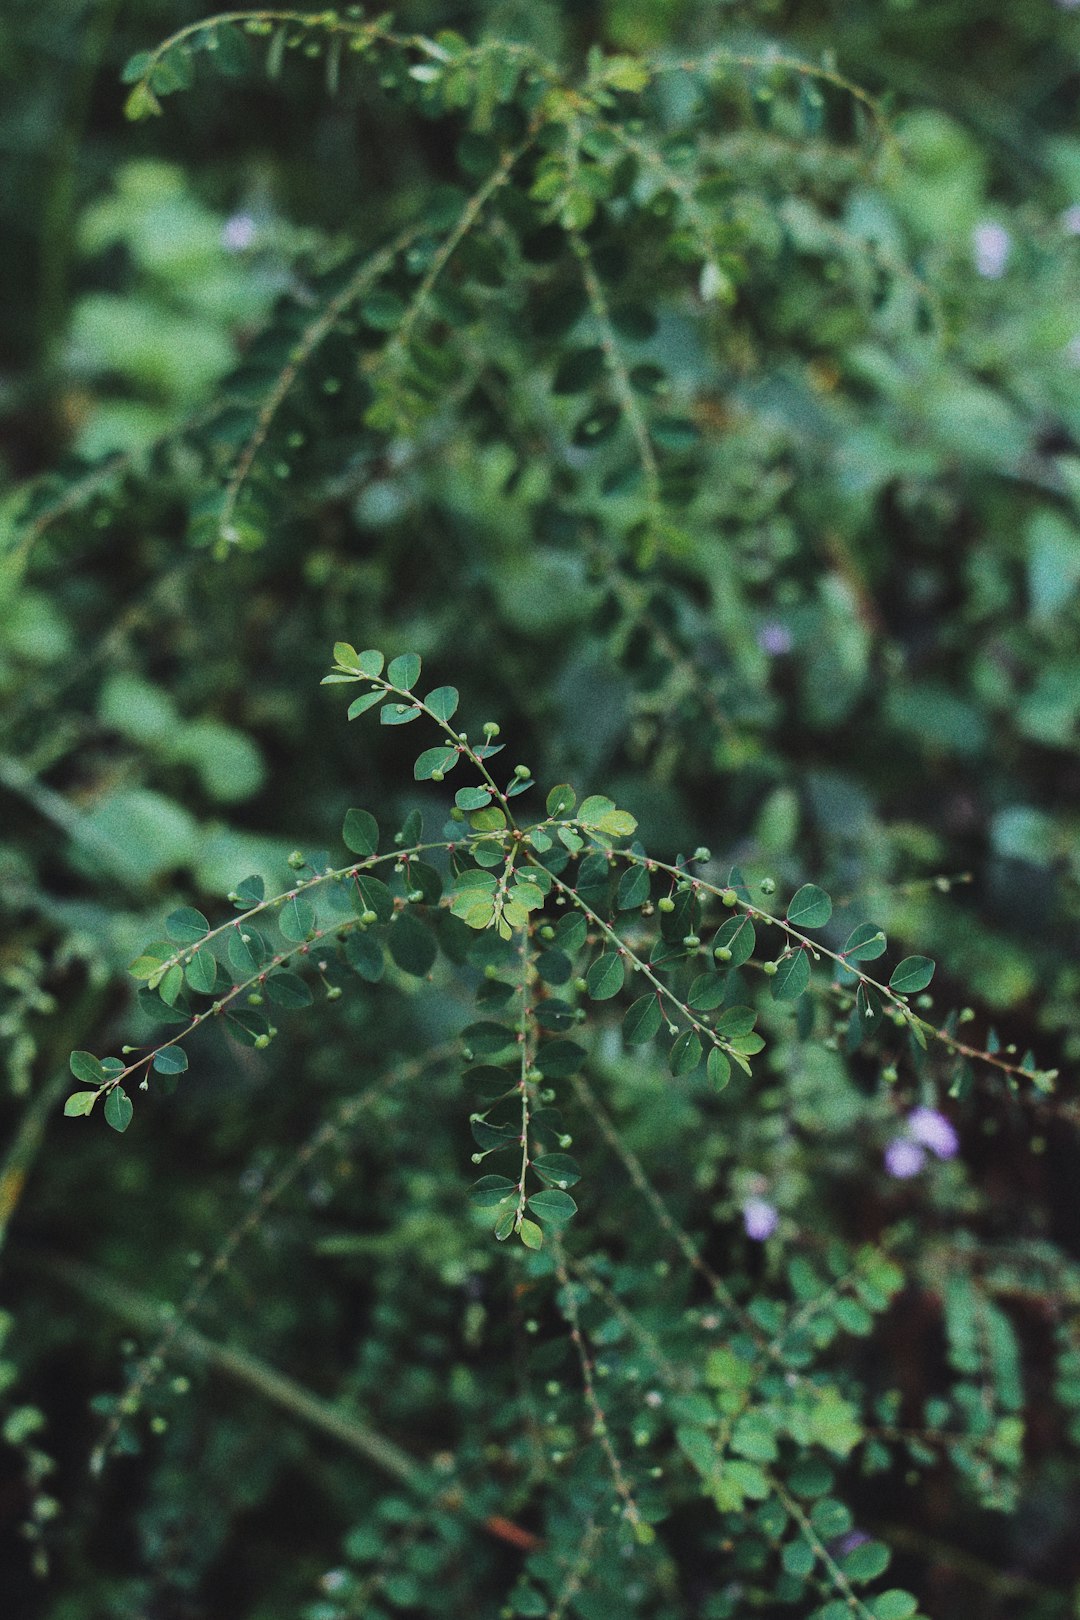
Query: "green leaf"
772 950 810 1001
576 794 615 827
688 974 727 1011
526 1188 578 1224
344 932 384 982
353 874 393 924
586 953 625 1000
413 745 459 782
842 923 887 962
64 1091 97 1117
786 884 832 929
356 649 384 678
342 808 380 856
279 896 316 942
781 1539 816 1579
232 875 265 909
707 1048 731 1089
124 82 162 121
104 1087 134 1133
380 701 422 726
712 915 756 968
669 1029 703 1075
152 1047 188 1075
889 956 935 994
616 865 650 910
425 685 459 722
469 1175 517 1208
264 971 314 1009
70 1050 106 1085
870 1592 919 1620
159 964 184 1006
716 1005 756 1037
535 1039 586 1078
841 1541 891 1583
121 50 153 83
387 653 421 691
333 641 361 670
387 913 437 977
518 1218 543 1250
532 1153 581 1189
166 907 210 944
455 786 492 811
623 994 662 1044
347 690 384 720
185 951 218 995
546 784 576 816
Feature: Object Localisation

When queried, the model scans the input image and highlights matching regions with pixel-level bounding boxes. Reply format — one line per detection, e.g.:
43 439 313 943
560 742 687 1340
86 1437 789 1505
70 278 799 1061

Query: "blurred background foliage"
3 1 1080 1616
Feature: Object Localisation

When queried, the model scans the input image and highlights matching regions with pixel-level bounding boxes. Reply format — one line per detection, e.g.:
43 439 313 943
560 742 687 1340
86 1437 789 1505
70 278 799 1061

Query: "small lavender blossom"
743 1197 779 1240
1062 205 1080 235
757 621 793 657
222 212 257 252
907 1106 959 1161
884 1138 926 1180
972 222 1011 279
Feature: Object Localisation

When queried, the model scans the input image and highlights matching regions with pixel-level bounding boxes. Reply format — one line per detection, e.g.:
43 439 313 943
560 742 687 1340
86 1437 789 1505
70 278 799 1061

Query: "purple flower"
222 212 257 252
884 1138 926 1180
907 1106 959 1161
743 1197 779 1241
756 621 793 657
972 222 1011 279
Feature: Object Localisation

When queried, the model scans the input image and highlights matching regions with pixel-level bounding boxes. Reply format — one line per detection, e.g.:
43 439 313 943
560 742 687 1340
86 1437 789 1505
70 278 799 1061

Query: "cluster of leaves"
3 2 1080 1617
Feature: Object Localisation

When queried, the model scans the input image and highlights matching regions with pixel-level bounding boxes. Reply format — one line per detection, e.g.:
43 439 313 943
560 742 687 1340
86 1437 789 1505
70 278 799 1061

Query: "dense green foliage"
3 3 1080 1616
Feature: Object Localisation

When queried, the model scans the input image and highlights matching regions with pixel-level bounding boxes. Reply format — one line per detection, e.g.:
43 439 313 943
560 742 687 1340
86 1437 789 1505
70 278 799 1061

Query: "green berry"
762 960 778 977
683 934 700 949
760 877 776 895
658 896 676 914
360 909 378 926
721 888 737 907
431 768 444 782
714 946 732 962
514 764 531 779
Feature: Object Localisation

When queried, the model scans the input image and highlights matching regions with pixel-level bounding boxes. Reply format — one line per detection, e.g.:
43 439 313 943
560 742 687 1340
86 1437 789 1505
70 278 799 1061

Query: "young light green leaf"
889 955 935 994
518 1218 544 1250
786 884 832 929
387 653 421 691
64 1090 97 1117
333 641 362 671
342 807 379 856
104 1087 134 1133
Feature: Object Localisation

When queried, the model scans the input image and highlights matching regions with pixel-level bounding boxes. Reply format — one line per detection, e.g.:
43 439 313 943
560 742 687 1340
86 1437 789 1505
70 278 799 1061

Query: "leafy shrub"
2 4 1080 1617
